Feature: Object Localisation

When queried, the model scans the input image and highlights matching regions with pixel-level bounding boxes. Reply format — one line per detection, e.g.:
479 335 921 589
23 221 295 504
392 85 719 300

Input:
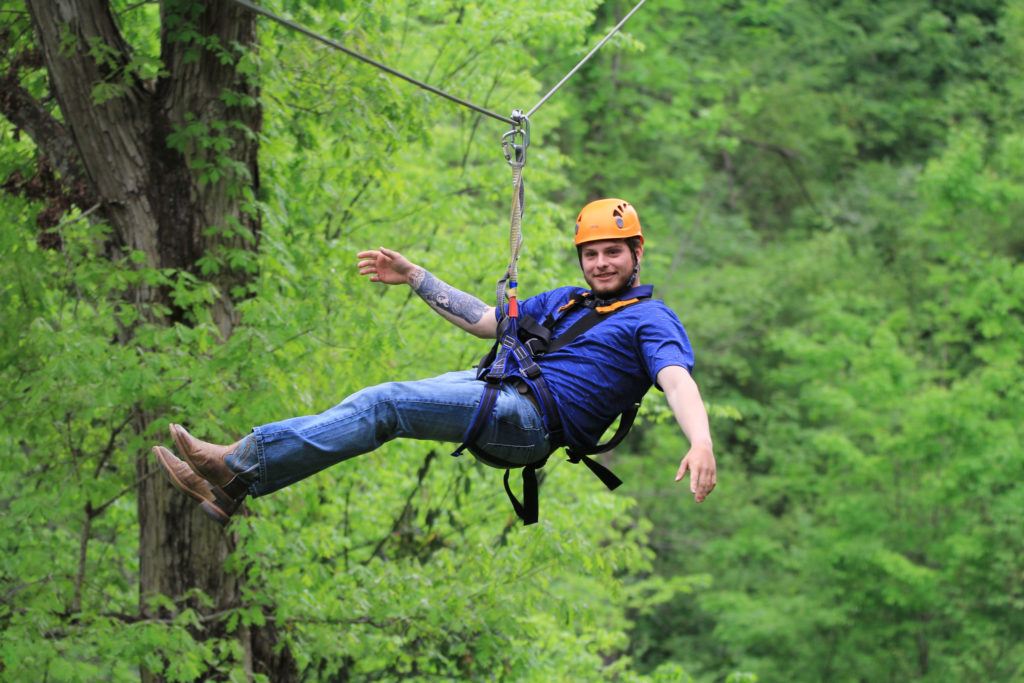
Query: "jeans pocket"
480 440 546 467
477 418 550 466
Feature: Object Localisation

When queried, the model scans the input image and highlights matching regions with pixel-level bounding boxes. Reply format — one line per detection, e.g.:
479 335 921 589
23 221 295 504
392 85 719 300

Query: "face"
579 239 642 296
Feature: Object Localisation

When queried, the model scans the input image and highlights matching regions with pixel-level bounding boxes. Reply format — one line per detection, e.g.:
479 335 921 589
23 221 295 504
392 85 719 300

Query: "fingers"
693 470 708 502
692 466 717 502
357 257 380 280
676 455 716 503
356 248 390 281
675 459 688 483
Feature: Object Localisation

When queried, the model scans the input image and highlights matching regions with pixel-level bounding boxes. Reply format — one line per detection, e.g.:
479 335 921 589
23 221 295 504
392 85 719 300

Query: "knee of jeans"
353 381 397 401
349 382 399 413
355 382 404 432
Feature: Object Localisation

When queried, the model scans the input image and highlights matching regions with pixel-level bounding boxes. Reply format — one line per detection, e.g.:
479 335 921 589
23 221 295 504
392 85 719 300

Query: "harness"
452 288 652 525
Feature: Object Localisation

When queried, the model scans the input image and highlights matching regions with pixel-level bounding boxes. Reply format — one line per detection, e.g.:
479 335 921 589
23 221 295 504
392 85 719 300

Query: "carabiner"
502 110 530 166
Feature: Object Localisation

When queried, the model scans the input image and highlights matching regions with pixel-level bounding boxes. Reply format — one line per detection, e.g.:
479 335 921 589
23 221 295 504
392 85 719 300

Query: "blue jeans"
225 370 552 497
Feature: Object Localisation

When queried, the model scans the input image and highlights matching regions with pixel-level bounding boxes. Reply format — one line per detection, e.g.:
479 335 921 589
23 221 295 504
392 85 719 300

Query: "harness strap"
503 464 543 525
572 455 623 491
520 375 565 448
555 291 590 314
567 402 639 459
451 381 501 458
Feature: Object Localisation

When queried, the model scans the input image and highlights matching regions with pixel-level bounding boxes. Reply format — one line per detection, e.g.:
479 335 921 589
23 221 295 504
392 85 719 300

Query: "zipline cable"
526 0 648 118
228 0 648 126
228 0 516 125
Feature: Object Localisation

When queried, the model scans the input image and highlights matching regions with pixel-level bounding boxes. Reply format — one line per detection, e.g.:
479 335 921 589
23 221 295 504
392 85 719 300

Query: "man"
154 198 716 525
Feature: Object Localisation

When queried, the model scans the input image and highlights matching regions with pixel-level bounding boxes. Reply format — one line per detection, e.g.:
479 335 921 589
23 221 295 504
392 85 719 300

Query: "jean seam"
252 428 267 496
257 396 484 441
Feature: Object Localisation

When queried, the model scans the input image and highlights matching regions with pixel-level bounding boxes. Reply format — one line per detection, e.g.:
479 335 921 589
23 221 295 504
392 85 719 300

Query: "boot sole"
199 500 234 526
153 445 214 503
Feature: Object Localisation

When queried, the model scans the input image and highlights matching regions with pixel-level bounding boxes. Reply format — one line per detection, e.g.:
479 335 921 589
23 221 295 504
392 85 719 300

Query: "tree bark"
18 0 294 679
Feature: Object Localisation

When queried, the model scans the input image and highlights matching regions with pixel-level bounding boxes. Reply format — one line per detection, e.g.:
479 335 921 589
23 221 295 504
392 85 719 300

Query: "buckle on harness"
522 337 546 359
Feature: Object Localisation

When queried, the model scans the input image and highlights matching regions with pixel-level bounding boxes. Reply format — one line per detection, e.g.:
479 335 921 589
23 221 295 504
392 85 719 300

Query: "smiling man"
154 198 716 526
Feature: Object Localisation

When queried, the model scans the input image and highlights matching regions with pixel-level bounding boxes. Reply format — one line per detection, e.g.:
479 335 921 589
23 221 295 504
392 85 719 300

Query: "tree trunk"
20 0 294 678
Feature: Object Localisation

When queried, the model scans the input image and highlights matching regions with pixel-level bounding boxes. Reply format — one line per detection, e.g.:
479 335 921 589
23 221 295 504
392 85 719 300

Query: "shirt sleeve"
636 305 695 389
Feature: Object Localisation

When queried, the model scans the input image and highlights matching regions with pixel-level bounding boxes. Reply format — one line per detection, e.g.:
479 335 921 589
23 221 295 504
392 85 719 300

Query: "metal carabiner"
502 110 530 166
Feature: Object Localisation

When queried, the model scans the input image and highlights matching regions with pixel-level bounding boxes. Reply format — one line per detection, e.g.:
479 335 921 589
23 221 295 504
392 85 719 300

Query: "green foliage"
623 114 1024 682
6 0 1024 680
0 0 690 680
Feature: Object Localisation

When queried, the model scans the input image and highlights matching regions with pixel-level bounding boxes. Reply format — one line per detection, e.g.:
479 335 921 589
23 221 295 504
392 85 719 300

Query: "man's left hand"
676 446 716 502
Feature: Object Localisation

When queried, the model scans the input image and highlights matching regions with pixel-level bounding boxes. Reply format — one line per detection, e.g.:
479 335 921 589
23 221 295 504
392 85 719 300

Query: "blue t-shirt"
501 284 694 450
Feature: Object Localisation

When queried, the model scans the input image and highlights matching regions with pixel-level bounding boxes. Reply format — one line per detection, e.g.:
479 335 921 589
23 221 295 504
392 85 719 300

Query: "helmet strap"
625 246 641 288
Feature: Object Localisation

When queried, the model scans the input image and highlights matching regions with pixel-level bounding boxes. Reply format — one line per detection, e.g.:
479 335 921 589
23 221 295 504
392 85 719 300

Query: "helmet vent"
612 204 626 228
613 204 630 228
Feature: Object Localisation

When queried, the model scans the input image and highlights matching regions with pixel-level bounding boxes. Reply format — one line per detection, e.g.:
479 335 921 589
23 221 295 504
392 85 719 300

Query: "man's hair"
576 237 643 263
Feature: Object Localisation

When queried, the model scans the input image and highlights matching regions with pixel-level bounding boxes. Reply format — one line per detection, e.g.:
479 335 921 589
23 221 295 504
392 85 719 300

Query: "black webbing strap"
545 308 604 355
503 463 542 524
568 402 639 459
451 381 501 457
573 455 623 490
544 296 650 356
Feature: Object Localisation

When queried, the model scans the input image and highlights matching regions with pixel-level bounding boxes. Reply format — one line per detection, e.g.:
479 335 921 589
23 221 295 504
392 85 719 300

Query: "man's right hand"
357 247 418 286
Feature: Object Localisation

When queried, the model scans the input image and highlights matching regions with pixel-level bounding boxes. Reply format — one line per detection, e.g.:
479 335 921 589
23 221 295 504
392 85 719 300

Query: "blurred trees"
2 0 1023 680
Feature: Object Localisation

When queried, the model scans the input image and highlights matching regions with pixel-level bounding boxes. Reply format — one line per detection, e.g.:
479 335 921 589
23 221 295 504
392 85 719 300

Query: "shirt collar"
587 284 654 307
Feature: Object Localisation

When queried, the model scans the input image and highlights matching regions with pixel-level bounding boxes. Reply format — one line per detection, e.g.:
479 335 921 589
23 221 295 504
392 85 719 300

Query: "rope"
497 112 528 318
506 153 524 316
228 0 516 125
526 0 649 118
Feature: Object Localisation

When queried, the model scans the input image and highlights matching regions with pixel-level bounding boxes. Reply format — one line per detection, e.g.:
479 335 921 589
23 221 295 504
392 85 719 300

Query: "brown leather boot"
169 423 250 526
169 423 239 488
199 478 249 527
153 445 214 503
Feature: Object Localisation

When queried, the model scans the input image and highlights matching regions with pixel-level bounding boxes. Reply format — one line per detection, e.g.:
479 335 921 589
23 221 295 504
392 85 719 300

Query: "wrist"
407 266 425 289
689 438 714 453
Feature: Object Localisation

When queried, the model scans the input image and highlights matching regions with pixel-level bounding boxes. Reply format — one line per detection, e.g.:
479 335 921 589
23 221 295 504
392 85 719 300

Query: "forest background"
1 0 1022 681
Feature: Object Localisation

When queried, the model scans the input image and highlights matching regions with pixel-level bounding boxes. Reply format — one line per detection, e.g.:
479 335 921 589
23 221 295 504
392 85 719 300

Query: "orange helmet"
574 198 643 246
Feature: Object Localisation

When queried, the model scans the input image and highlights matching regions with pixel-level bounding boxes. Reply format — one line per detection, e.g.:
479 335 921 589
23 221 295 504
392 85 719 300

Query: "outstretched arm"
656 364 717 502
357 247 498 339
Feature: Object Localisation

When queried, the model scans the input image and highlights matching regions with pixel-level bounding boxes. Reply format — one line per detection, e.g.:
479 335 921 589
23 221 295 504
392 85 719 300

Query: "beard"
584 267 635 300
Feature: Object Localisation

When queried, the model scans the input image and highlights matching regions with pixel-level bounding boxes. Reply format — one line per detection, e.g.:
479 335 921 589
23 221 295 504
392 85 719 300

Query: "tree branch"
0 74 81 184
365 449 438 563
0 30 100 225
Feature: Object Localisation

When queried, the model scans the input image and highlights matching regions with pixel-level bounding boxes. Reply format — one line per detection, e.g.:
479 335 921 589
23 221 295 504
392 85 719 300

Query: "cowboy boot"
169 423 239 487
198 479 249 527
169 423 250 526
152 445 214 503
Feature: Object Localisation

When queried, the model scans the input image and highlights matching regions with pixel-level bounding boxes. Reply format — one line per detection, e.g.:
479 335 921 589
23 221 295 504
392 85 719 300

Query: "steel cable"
229 0 516 125
228 0 648 125
526 0 648 118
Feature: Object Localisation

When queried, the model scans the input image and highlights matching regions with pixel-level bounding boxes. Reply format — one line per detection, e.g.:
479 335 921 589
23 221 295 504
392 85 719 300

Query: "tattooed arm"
357 247 498 338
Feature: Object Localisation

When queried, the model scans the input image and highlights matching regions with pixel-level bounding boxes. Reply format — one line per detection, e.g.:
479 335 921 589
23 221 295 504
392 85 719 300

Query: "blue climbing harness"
452 289 652 524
